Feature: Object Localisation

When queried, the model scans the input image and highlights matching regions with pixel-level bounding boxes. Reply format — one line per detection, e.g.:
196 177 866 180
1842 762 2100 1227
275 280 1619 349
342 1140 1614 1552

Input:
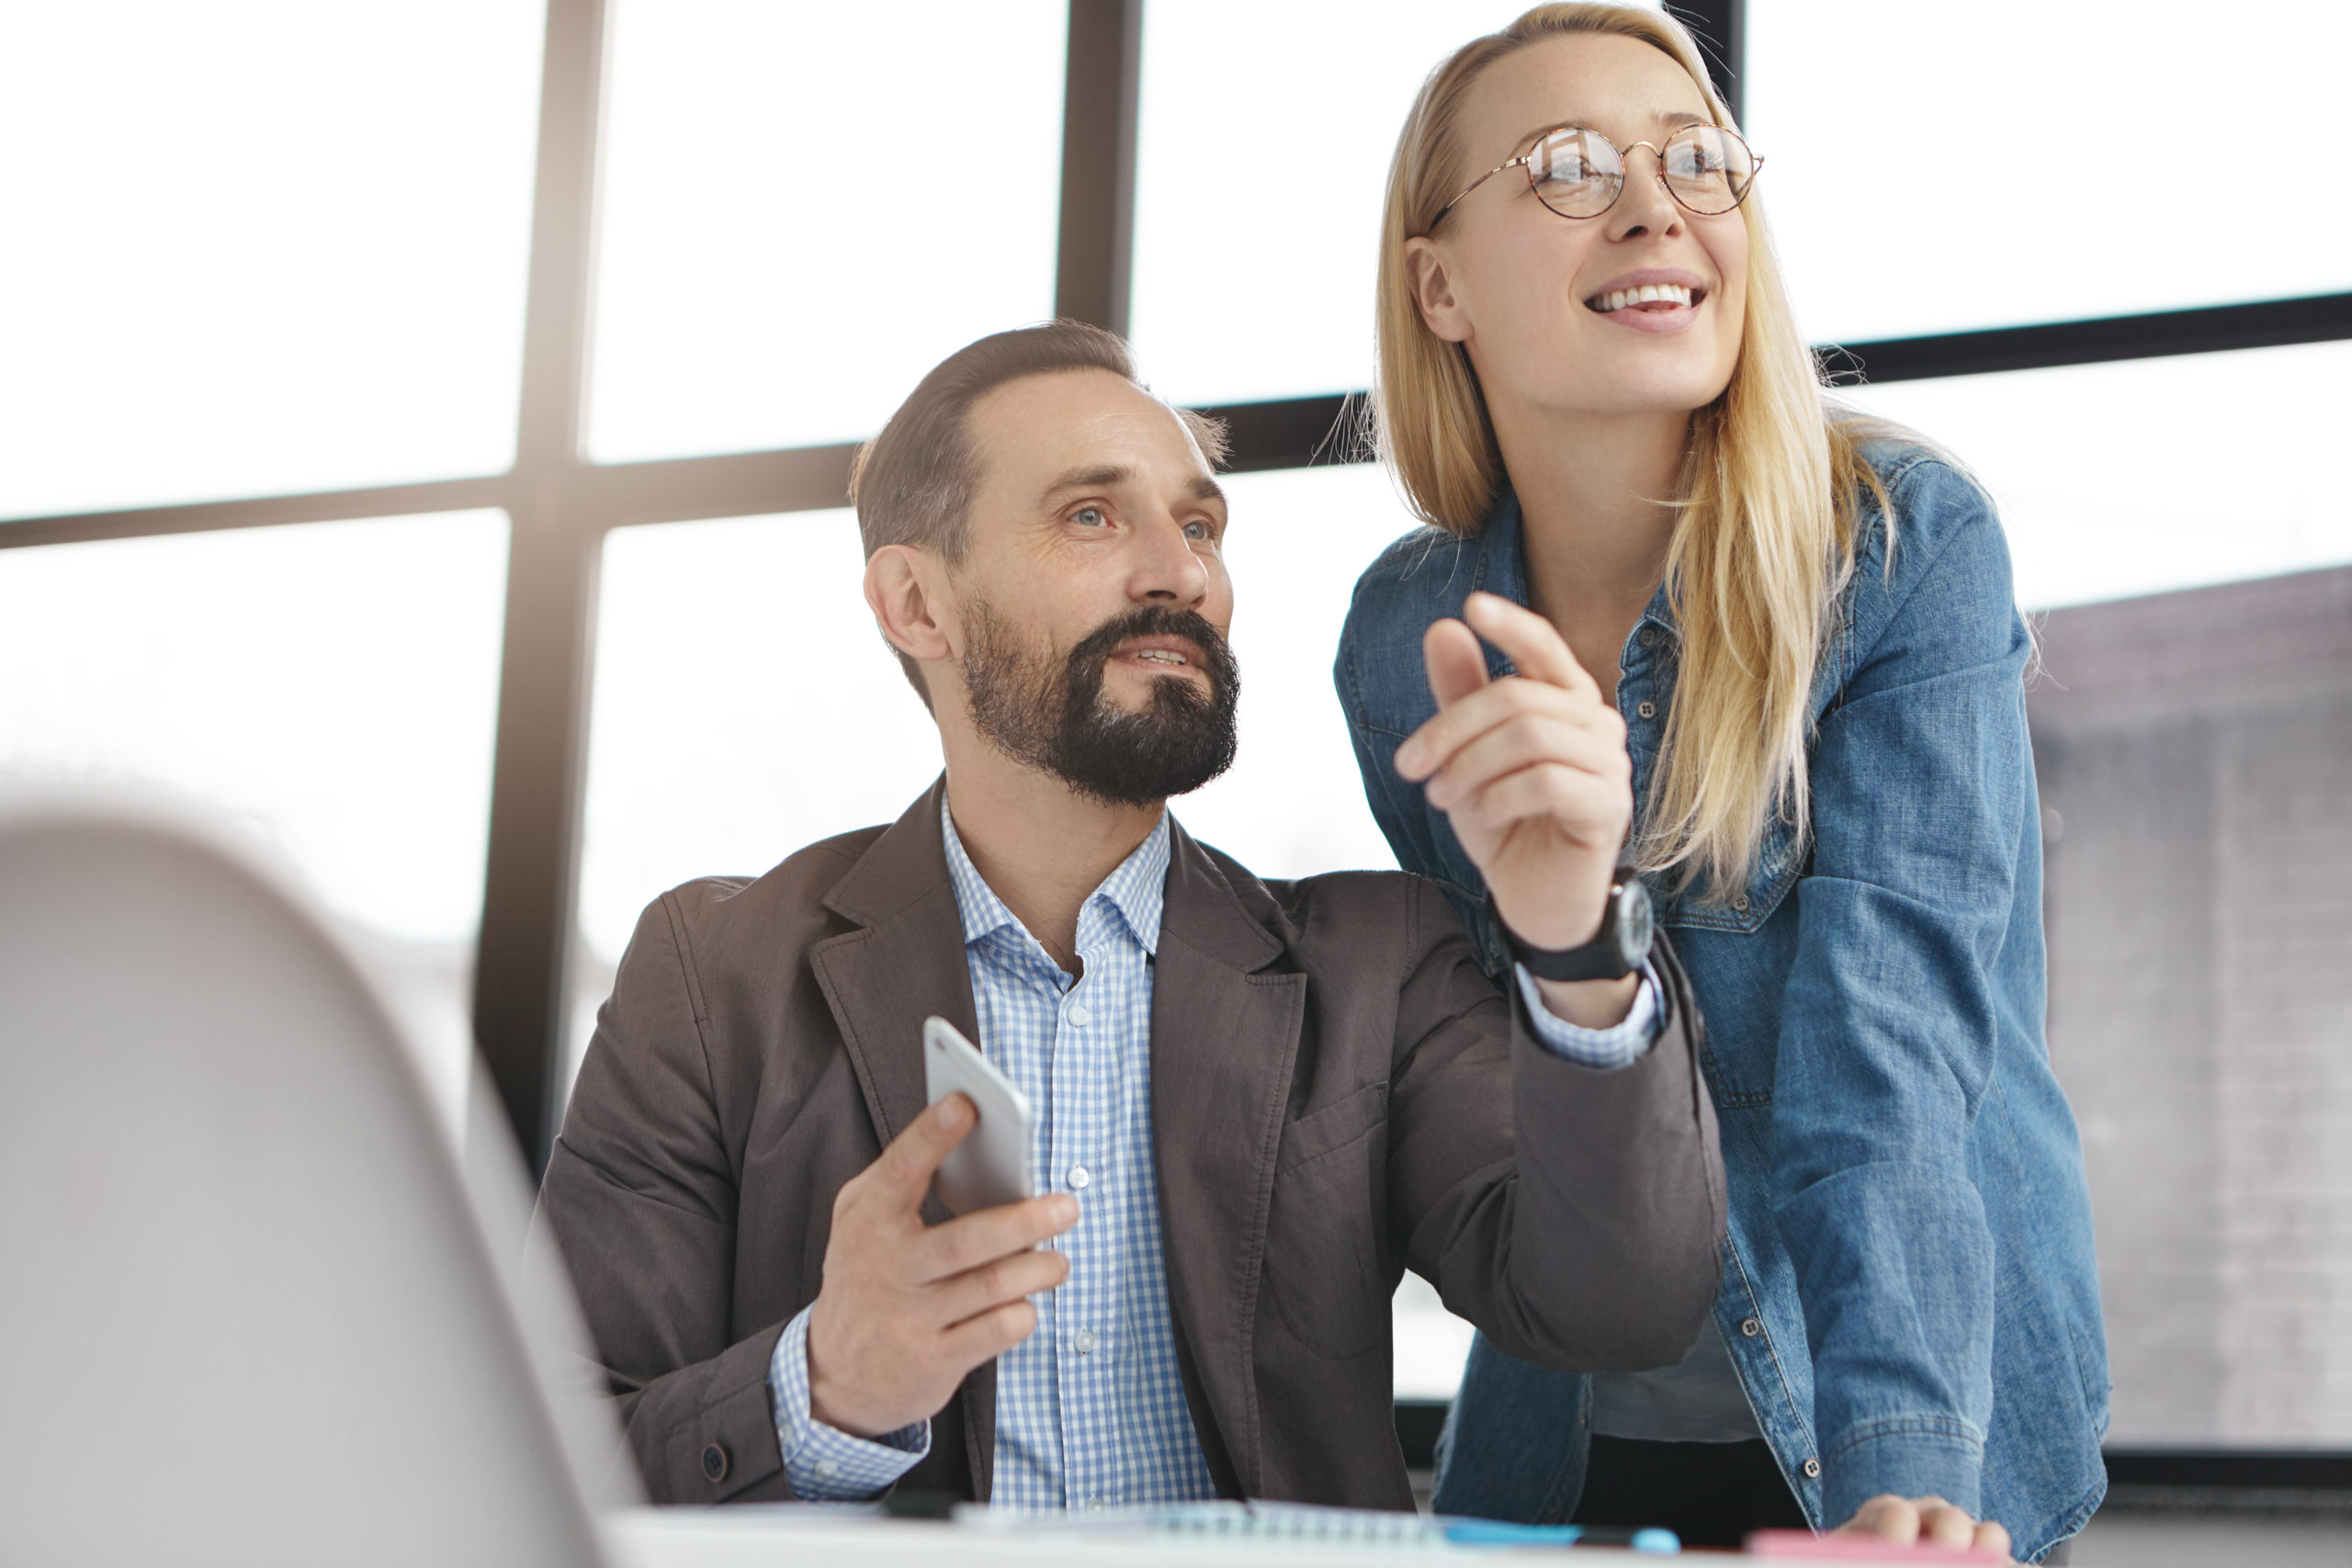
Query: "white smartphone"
922 1016 1034 1215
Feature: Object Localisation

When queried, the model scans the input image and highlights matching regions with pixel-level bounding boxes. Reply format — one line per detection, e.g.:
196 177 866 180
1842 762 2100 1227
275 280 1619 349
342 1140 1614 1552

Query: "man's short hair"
849 320 1229 711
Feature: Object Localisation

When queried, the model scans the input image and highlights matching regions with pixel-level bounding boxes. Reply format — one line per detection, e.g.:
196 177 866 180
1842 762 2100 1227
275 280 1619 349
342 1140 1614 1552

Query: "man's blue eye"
1074 506 1106 527
1184 520 1210 540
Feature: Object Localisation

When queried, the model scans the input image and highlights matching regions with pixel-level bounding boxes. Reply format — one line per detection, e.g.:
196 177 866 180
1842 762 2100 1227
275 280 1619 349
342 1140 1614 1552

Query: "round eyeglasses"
1431 123 1762 228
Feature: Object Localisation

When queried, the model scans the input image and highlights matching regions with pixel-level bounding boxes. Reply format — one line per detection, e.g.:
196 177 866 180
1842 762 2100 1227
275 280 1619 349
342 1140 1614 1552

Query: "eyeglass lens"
1531 125 1756 219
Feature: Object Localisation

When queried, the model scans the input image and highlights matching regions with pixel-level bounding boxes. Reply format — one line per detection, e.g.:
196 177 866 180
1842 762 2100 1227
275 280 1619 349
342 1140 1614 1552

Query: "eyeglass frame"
1429 122 1764 230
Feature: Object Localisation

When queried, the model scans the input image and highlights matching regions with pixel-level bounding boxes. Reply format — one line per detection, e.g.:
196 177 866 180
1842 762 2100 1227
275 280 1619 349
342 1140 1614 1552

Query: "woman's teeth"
1589 283 1695 313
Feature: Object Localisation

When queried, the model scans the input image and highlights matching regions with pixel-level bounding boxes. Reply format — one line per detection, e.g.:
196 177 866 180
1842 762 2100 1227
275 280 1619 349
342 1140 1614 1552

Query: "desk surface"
601 1507 2135 1568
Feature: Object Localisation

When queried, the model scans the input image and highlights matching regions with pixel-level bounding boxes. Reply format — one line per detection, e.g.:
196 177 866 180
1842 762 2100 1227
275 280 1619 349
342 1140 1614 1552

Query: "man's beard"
960 601 1240 807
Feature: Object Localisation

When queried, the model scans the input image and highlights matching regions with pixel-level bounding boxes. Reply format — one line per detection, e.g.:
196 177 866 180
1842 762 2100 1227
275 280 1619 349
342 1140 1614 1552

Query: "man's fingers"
914 1192 1080 1281
931 1245 1071 1325
939 1297 1040 1364
868 1094 977 1206
1463 591 1598 697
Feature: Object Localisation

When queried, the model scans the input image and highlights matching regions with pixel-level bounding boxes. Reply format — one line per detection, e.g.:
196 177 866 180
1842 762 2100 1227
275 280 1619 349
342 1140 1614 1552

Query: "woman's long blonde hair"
1376 3 1889 902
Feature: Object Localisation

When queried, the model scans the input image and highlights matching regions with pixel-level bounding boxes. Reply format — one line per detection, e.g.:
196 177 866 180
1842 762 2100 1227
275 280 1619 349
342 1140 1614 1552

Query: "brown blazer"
534 781 1724 1510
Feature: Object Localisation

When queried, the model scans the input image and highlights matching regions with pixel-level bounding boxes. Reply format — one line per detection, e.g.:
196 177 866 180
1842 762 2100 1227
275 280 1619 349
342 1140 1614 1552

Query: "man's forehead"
969 369 1216 494
1040 463 1226 508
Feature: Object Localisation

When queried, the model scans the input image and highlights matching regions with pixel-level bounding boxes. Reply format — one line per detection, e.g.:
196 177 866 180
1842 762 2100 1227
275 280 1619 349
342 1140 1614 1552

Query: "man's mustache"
1062 605 1238 692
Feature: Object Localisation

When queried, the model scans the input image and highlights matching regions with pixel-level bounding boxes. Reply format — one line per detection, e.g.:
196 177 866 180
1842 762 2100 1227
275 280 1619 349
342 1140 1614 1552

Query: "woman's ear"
1405 237 1473 344
864 545 956 665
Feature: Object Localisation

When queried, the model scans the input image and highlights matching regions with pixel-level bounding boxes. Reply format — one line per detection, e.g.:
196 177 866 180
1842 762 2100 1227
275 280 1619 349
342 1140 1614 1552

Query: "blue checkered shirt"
767 803 1660 1506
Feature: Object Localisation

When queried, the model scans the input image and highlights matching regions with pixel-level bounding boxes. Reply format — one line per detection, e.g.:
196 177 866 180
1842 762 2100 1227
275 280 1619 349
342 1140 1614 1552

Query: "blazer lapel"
808 777 998 1498
1148 819 1306 1499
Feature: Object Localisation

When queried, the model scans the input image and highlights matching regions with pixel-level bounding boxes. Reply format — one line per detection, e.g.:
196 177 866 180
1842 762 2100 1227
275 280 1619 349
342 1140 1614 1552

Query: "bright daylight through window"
0 2 543 519
0 513 511 1130
585 0 1067 461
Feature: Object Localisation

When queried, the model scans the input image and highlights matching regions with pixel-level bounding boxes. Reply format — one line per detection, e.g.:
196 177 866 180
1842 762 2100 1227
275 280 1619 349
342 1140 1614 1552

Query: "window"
0 513 510 1127
1838 340 2352 610
572 509 942 1088
1745 0 2352 344
0 2 544 518
585 0 1067 461
1129 1 1647 407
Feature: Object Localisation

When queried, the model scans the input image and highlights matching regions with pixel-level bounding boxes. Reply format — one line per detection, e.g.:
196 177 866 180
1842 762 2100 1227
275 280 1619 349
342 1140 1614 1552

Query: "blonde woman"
1334 6 2105 1561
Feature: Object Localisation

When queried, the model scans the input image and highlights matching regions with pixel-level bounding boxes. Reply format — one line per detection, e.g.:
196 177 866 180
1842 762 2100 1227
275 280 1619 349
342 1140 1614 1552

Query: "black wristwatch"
1494 873 1655 983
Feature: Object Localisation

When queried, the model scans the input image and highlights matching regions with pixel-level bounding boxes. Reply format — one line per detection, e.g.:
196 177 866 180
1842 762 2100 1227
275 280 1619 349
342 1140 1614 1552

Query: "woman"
1333 6 2107 1562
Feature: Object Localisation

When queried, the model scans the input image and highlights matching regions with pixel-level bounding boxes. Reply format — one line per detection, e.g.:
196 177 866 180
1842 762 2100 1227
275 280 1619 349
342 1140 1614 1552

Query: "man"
535 321 1724 1512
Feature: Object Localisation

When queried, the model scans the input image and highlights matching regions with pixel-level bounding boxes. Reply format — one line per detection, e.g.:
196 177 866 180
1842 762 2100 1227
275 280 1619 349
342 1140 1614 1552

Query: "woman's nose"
1608 143 1684 239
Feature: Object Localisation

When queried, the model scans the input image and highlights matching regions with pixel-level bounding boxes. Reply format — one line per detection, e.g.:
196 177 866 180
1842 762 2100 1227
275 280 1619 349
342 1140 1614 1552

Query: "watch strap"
1492 878 1645 983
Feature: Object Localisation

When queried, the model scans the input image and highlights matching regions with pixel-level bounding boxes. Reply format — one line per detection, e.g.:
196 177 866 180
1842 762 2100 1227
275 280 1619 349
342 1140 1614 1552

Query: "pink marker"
1747 1529 2010 1564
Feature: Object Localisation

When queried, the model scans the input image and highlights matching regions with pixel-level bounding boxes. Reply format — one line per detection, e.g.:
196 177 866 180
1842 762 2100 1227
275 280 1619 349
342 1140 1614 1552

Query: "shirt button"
1803 1458 1823 1479
1073 1327 1098 1355
1734 894 1751 913
1741 1316 1762 1337
1068 1165 1091 1190
815 1458 839 1478
1636 700 1657 720
1638 627 1658 649
1067 1001 1092 1027
1087 1499 1106 1514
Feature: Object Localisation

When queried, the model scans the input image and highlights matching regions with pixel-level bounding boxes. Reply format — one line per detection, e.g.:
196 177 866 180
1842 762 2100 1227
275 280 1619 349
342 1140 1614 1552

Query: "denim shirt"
1333 446 2109 1561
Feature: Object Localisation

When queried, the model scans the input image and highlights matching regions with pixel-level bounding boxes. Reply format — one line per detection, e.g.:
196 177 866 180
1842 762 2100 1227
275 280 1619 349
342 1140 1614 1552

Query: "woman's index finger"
1463 592 1598 698
1421 615 1489 708
1395 618 1489 780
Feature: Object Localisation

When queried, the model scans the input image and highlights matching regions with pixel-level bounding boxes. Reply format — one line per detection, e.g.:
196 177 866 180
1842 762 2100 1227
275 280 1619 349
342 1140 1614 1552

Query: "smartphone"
922 1016 1034 1215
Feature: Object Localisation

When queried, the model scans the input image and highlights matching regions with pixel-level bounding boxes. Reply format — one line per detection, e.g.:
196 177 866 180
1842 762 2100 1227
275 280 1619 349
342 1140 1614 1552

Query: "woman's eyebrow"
1511 107 1714 152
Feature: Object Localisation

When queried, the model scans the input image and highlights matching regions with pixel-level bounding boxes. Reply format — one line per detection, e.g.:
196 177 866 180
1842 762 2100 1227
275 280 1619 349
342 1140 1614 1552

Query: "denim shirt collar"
1475 486 1681 682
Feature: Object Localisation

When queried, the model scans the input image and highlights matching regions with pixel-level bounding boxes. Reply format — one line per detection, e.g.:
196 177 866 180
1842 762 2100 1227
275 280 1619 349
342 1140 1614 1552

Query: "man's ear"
1404 237 1472 344
865 544 956 664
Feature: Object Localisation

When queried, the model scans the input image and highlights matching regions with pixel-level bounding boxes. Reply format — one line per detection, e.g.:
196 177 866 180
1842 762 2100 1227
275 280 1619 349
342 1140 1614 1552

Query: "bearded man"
534 321 1724 1513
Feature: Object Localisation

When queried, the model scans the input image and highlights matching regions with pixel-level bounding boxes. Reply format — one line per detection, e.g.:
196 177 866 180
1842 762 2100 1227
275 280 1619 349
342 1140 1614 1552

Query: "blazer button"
1741 1316 1762 1337
1802 1458 1822 1479
701 1442 730 1484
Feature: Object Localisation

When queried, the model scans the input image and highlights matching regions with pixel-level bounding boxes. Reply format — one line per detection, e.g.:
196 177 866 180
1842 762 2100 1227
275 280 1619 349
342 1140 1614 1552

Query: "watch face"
1614 879 1656 971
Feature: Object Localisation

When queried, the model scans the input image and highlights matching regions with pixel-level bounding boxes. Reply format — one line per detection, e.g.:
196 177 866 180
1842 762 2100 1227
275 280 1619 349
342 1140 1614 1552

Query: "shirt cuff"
1516 959 1664 1069
768 1304 930 1500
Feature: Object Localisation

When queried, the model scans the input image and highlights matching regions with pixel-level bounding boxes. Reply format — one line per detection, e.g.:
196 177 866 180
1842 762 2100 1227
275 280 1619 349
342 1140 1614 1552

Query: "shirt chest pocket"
1657 810 1804 936
1261 1082 1390 1362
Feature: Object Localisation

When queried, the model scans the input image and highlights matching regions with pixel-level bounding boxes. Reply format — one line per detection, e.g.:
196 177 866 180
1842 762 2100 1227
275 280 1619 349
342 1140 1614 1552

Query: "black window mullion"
1055 0 1144 333
1668 1 1744 127
472 0 610 1171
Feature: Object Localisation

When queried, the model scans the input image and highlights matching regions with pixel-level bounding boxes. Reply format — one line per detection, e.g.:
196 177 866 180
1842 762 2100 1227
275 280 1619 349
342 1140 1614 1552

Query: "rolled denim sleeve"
768 1305 930 1500
1771 464 2032 1522
1515 962 1663 1069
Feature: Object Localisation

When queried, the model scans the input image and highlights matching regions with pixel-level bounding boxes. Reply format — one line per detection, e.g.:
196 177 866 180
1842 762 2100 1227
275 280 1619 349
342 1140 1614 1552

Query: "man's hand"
1393 592 1636 1026
1837 1495 2014 1561
805 1093 1078 1438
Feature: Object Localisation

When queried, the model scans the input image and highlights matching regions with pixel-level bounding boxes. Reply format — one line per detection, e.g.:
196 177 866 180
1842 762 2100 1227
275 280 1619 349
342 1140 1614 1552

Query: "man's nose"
1129 513 1210 604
